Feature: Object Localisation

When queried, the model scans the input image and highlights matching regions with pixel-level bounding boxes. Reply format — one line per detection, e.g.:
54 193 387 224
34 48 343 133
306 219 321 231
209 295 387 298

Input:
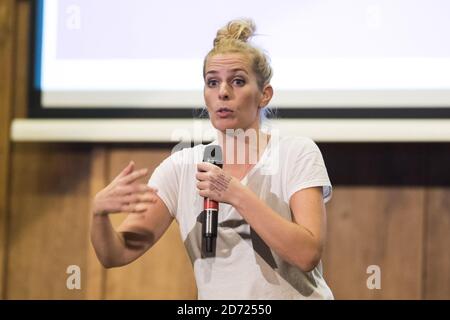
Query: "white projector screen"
30 0 450 118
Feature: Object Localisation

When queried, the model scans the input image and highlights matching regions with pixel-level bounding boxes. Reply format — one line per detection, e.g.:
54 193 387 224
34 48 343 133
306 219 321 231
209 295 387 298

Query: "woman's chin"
212 118 239 131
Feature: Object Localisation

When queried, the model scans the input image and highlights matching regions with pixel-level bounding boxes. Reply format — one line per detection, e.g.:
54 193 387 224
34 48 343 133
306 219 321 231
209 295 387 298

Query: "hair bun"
213 19 256 47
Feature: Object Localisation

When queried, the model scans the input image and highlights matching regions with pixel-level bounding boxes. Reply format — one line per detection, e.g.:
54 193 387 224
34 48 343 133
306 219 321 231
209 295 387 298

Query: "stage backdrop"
0 0 449 300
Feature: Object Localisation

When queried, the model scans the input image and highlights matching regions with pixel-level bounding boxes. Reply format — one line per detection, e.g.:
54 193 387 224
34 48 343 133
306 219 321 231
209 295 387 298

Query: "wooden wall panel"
103 147 197 299
6 144 93 299
424 188 450 299
13 0 30 119
85 147 107 299
322 187 425 299
0 0 15 300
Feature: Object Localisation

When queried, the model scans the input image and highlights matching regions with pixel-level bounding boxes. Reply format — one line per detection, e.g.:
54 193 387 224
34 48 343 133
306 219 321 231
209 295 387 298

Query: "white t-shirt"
148 135 333 300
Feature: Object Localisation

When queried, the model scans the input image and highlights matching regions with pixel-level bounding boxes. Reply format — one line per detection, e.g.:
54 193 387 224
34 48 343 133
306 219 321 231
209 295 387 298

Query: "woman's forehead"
205 53 252 73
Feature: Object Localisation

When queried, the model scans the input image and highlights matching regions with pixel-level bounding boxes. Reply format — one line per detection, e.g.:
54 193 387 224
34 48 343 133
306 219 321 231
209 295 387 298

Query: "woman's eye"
233 78 245 86
207 79 218 87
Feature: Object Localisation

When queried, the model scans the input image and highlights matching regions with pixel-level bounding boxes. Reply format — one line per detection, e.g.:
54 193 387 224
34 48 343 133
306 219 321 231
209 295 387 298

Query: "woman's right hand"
92 161 158 216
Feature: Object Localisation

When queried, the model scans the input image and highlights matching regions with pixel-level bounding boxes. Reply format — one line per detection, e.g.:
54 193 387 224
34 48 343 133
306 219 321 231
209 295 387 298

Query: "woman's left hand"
196 162 244 205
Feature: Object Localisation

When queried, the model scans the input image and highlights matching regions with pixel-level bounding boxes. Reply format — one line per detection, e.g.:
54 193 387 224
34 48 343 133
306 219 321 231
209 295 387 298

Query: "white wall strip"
10 119 450 142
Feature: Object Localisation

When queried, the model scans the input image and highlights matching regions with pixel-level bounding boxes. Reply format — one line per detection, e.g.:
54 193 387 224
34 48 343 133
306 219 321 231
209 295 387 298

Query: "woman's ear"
259 84 273 108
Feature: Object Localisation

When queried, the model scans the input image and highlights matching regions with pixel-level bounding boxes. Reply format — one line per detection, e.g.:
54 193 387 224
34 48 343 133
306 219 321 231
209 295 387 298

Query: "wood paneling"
85 147 107 299
103 147 197 299
6 144 92 299
0 0 15 300
13 0 30 119
322 187 425 299
1 0 449 301
424 188 450 299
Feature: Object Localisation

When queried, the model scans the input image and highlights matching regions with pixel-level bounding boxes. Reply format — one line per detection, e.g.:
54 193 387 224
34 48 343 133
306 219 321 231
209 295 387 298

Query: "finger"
117 184 152 195
120 168 149 185
197 162 214 172
195 171 208 181
198 189 210 198
138 192 159 203
122 192 158 204
93 200 125 215
113 161 135 182
121 202 149 214
196 181 208 190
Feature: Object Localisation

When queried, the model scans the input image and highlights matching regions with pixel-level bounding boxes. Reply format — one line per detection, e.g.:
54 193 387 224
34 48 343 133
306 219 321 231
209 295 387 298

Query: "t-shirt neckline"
207 134 273 185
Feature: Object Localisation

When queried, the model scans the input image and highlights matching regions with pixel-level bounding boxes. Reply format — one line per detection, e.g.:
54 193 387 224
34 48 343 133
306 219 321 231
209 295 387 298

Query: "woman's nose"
218 83 231 100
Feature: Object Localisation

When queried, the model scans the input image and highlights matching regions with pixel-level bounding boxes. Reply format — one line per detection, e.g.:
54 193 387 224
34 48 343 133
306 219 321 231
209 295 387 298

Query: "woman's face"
204 53 271 133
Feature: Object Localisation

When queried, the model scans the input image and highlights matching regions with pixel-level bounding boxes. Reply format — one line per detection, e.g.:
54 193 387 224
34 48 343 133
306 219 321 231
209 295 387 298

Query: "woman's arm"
90 161 173 268
91 195 173 268
233 186 326 272
196 162 326 272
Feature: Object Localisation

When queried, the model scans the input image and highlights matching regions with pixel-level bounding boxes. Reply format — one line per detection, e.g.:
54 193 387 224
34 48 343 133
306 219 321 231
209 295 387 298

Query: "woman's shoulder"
165 142 210 166
276 135 321 154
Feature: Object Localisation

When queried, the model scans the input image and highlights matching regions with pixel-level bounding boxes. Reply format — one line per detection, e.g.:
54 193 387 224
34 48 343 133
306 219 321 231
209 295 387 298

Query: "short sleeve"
286 139 332 204
147 152 181 218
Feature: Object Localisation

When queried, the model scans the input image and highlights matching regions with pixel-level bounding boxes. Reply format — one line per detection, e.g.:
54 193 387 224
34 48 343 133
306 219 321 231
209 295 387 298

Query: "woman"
91 19 333 299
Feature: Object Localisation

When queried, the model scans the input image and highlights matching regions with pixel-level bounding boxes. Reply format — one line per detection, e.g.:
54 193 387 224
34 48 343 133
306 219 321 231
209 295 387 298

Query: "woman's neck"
216 128 270 166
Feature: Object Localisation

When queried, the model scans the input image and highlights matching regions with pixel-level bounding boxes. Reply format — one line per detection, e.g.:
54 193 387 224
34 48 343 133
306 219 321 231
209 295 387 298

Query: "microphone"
202 145 223 254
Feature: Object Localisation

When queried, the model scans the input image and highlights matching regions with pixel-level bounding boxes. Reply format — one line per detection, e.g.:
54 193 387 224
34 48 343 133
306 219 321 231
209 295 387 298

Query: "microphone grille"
203 145 223 166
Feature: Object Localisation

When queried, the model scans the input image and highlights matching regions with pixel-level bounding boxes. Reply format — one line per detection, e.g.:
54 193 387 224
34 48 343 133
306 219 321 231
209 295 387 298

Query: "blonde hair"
203 18 273 91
